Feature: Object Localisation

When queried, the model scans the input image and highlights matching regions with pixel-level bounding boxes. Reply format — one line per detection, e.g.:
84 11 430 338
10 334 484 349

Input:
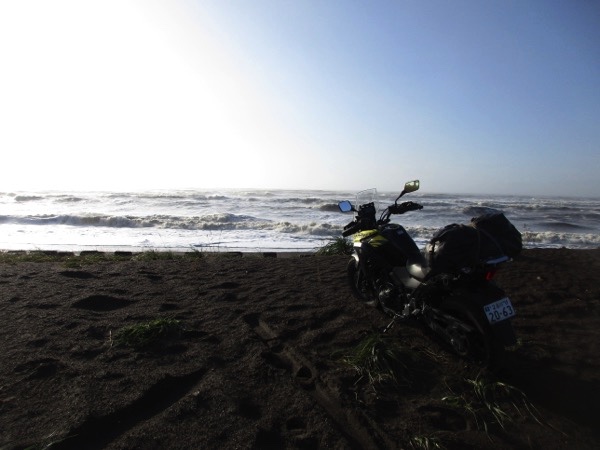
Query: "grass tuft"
341 333 414 387
409 435 446 450
133 250 178 261
0 251 71 264
442 375 544 435
113 318 183 349
184 247 205 259
316 237 353 255
0 250 193 265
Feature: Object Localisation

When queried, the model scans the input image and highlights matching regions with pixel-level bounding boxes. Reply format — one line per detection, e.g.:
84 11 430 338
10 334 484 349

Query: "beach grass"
0 250 132 265
442 375 543 435
316 237 353 255
0 249 322 264
341 332 415 387
133 250 179 261
113 317 183 349
0 249 210 265
409 435 446 450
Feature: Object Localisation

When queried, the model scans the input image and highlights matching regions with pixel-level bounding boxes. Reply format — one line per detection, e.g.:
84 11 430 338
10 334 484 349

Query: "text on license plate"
483 297 516 324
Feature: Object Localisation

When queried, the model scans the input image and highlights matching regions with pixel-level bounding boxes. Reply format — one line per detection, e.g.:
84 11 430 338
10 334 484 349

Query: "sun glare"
0 0 292 191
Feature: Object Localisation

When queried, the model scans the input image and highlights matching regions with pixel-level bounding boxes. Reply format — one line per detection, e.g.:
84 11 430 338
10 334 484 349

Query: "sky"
1 0 598 196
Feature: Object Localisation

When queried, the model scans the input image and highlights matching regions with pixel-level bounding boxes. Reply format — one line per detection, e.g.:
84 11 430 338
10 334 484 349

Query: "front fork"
353 247 459 337
350 247 420 332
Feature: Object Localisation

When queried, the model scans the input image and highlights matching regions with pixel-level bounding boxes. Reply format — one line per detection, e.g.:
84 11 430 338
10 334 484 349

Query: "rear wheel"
436 299 500 366
347 258 378 307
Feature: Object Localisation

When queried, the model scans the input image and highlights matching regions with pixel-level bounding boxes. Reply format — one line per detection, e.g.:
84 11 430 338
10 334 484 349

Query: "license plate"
483 297 516 324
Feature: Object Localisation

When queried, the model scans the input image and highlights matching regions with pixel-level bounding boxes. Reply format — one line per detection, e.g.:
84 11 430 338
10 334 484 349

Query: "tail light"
485 268 498 281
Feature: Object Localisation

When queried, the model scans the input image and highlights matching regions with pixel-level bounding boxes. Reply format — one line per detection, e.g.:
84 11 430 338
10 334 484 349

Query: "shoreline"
0 249 316 261
1 246 599 260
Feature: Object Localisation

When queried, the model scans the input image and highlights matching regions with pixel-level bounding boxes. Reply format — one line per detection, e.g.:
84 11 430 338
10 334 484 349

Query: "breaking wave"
1 189 598 251
0 213 342 237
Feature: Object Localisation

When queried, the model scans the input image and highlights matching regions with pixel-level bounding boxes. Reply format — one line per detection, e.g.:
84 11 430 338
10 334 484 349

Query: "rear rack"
484 255 510 265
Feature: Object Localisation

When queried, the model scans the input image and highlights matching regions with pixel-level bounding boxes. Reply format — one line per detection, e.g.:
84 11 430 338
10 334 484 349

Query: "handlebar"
389 201 423 215
342 222 360 237
341 201 423 237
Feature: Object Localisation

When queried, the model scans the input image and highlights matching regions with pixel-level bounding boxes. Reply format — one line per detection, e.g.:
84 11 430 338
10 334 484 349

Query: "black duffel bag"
470 212 522 258
426 223 480 272
426 212 522 273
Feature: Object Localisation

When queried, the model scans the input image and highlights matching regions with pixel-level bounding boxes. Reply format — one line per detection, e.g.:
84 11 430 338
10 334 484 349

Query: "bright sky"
1 0 598 196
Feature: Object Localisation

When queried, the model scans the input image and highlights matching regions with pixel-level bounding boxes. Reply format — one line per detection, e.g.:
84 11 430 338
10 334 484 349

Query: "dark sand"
1 248 599 449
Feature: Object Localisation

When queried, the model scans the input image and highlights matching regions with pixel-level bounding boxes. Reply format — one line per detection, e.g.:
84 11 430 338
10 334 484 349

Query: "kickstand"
382 316 398 333
382 308 415 333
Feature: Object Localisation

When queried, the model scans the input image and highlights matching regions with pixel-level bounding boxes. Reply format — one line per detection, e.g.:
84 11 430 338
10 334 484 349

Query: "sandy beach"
1 248 599 449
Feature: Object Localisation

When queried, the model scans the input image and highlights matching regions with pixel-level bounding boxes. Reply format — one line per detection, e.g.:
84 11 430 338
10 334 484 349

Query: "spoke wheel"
438 300 497 366
346 259 378 307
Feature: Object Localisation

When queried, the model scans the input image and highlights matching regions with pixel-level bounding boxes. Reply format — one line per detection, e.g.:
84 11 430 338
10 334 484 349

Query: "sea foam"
1 189 598 252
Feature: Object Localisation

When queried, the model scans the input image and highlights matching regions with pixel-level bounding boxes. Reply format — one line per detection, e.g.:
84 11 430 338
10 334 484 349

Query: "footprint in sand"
14 358 62 380
59 270 95 279
72 294 134 311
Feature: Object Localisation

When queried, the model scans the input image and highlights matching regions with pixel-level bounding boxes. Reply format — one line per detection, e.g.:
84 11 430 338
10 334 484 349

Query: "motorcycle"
338 180 521 366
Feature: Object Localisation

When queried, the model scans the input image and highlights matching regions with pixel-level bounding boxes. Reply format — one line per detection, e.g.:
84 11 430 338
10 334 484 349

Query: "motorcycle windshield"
354 188 378 217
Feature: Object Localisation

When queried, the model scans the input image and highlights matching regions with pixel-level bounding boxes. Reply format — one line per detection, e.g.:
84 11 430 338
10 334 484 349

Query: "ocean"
1 189 599 253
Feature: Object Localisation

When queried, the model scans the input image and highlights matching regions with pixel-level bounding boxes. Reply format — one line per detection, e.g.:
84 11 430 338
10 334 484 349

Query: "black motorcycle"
338 180 522 365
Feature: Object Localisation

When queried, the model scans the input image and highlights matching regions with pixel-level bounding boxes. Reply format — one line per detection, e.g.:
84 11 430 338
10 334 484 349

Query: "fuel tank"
353 224 424 269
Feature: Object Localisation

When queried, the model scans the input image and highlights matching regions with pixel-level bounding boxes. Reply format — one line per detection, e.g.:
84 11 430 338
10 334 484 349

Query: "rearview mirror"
338 200 353 213
403 180 420 194
395 180 420 202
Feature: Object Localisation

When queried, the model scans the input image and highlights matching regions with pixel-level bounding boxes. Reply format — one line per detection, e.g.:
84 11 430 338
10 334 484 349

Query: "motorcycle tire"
346 258 378 307
437 299 501 367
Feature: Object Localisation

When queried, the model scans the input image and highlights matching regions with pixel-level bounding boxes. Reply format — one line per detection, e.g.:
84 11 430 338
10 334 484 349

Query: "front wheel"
346 258 378 307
